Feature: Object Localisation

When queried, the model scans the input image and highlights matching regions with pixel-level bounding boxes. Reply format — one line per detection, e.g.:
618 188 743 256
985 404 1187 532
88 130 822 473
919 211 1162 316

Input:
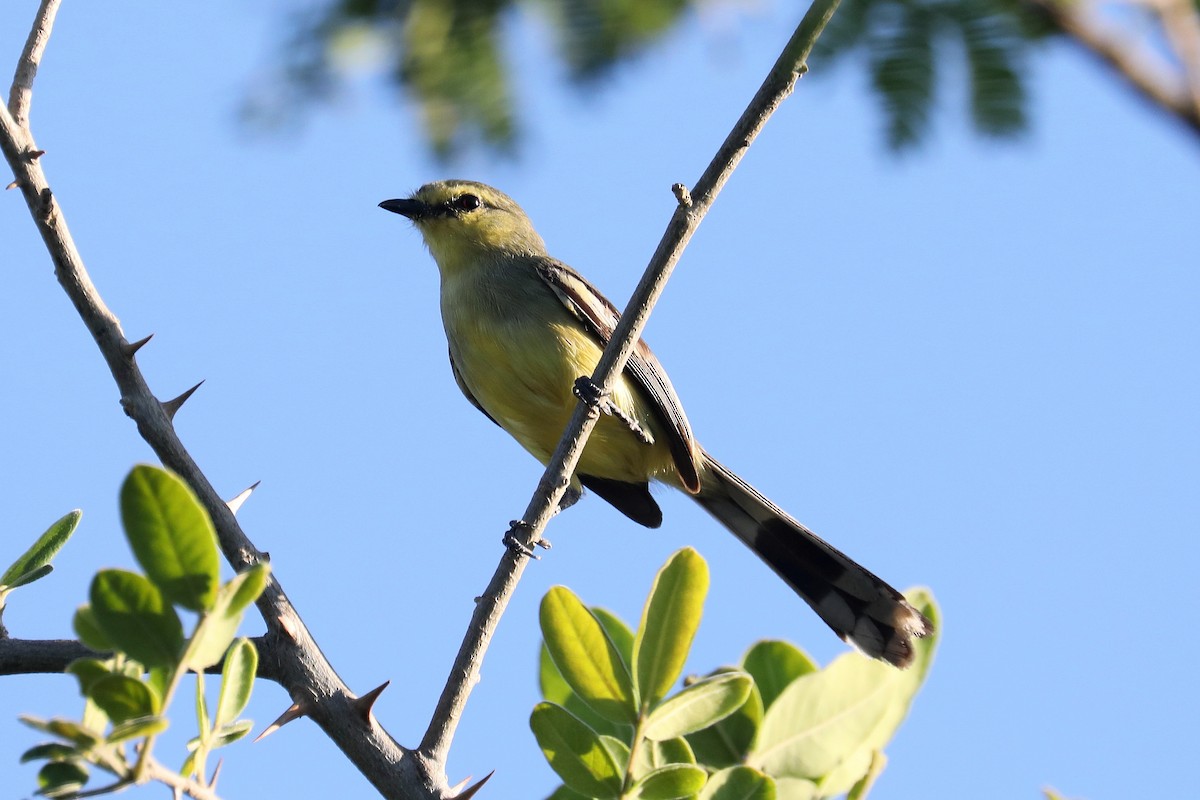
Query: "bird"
380 180 932 667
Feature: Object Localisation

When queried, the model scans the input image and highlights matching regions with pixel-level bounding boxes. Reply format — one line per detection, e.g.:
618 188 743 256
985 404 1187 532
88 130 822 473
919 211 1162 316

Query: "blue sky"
2 2 1197 799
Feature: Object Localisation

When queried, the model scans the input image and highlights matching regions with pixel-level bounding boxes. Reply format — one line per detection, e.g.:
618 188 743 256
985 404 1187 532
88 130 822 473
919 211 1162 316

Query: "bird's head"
380 181 547 273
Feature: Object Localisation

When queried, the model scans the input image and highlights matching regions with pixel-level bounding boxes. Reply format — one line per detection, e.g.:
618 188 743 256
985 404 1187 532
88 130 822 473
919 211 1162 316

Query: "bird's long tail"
692 452 932 668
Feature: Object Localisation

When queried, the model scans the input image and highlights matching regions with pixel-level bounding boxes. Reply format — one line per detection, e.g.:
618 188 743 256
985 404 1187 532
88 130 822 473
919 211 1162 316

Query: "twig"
7 0 60 126
0 7 439 800
417 0 844 768
1026 0 1200 136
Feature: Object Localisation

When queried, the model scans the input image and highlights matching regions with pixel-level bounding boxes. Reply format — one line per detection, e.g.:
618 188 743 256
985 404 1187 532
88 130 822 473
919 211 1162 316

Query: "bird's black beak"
379 198 429 220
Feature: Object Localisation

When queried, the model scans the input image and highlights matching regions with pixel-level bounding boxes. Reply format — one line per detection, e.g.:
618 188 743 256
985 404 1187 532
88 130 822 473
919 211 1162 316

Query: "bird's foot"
572 376 655 446
502 520 551 558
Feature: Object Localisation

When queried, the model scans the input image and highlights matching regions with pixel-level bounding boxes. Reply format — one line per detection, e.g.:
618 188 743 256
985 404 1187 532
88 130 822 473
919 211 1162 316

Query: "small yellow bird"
381 180 931 667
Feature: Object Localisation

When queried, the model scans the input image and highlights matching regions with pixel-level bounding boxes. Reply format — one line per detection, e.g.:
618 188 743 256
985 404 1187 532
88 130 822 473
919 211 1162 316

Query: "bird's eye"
451 194 482 213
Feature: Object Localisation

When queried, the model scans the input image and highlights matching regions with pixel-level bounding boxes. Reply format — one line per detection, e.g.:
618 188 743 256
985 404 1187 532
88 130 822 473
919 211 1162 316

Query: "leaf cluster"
533 548 939 800
17 465 268 799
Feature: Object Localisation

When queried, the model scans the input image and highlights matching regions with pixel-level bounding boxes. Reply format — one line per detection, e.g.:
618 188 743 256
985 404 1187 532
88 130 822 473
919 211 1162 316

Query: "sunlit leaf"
120 465 220 612
633 548 708 710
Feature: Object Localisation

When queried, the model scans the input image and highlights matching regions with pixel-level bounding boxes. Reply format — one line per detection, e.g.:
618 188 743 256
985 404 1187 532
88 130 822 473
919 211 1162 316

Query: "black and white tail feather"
694 452 932 668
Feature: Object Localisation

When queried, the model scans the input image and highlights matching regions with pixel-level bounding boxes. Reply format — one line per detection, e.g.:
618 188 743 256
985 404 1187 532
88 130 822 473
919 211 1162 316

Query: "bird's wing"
533 258 702 493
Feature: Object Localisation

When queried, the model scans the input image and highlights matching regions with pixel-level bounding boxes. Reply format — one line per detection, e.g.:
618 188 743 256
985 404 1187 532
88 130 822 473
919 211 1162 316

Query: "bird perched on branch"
380 180 931 667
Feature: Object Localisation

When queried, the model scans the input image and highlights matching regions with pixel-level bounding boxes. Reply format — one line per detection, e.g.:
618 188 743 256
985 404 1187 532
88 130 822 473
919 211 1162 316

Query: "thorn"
350 680 390 723
208 758 223 789
5 180 17 191
226 481 261 515
254 702 306 743
29 149 45 160
162 380 204 420
455 771 494 799
123 333 154 357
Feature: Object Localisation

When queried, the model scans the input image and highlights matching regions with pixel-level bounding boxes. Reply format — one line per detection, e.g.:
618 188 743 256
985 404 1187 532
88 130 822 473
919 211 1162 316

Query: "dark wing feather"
532 259 702 493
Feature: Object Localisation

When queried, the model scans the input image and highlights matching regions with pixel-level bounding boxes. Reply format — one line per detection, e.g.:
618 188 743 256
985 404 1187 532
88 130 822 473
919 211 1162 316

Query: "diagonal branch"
7 0 60 126
0 4 440 799
1026 0 1200 137
416 0 845 769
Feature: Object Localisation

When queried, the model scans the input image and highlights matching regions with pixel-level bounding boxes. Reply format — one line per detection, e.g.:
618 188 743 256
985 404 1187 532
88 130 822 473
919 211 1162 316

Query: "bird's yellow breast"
440 266 677 485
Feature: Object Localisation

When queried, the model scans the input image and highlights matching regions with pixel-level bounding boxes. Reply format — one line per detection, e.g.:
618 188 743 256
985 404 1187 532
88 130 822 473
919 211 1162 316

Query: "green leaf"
748 590 938 794
545 786 590 800
2 563 54 595
632 736 696 780
686 670 763 768
633 548 709 710
19 716 102 750
598 734 630 773
592 606 635 665
540 586 636 724
20 743 78 763
195 671 210 734
107 714 170 743
529 702 622 799
772 777 817 800
627 763 707 800
699 767 776 800
36 760 88 797
66 658 114 695
211 719 254 748
1 510 81 588
72 605 113 651
538 643 627 739
644 671 753 741
88 674 159 723
741 641 818 710
870 4 935 150
846 750 887 800
120 464 220 612
89 569 183 669
216 637 258 727
188 564 270 670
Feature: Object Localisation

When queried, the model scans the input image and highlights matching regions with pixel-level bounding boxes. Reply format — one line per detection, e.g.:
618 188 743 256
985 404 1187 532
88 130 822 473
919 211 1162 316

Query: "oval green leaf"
633 548 709 710
66 658 113 696
529 702 622 799
212 719 254 748
216 638 258 727
645 671 753 741
107 715 170 744
748 589 938 794
19 716 102 750
120 465 219 612
88 674 159 723
699 767 776 800
631 736 696 783
37 760 88 796
20 742 78 764
741 640 818 710
187 564 268 670
72 605 113 652
541 586 636 724
1 510 81 588
686 669 764 768
592 606 635 665
89 569 183 669
627 763 707 800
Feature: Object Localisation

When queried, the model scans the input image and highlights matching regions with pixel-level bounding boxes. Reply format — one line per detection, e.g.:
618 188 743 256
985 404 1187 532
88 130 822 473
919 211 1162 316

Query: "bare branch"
0 637 94 675
8 0 61 126
1026 0 1200 137
0 16 442 800
417 0 844 769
